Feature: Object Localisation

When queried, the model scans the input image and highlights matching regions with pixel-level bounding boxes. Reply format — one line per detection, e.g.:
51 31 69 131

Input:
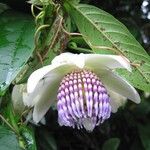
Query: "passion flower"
21 53 140 131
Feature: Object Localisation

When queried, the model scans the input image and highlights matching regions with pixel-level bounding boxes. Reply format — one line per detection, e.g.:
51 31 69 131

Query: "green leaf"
20 126 37 150
65 3 150 92
0 10 35 95
102 138 120 150
0 126 20 150
138 123 150 150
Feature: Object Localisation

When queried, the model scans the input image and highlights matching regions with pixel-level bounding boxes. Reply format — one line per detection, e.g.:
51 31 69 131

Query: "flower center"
57 69 111 132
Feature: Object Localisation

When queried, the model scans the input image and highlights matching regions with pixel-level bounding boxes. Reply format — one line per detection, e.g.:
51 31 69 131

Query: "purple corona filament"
57 69 111 132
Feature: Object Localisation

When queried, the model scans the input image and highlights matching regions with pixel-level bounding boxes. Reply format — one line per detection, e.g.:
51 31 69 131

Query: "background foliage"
0 0 150 150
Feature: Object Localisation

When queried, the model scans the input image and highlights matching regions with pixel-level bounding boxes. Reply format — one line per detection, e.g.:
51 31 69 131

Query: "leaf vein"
72 4 150 84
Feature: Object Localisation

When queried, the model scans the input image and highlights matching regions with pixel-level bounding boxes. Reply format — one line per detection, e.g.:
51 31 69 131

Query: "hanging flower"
20 53 140 132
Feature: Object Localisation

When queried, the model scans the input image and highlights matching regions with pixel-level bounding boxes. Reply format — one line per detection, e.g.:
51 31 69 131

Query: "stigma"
57 69 111 132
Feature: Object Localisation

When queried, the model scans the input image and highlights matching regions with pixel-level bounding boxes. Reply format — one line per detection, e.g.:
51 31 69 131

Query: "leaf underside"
67 3 150 92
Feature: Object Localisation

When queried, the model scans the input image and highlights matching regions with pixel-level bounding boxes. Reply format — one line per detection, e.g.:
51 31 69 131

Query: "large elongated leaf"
65 3 150 92
0 10 35 95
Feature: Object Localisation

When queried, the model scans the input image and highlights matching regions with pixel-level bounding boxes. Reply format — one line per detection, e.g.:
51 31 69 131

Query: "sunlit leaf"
65 3 150 92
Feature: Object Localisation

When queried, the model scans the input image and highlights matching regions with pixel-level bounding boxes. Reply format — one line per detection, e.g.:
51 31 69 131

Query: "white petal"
12 84 26 114
95 69 141 103
23 91 41 109
24 75 58 123
32 74 62 123
40 118 46 125
52 52 85 68
27 63 77 93
23 81 44 107
24 64 77 123
27 65 55 93
84 54 131 71
108 89 127 113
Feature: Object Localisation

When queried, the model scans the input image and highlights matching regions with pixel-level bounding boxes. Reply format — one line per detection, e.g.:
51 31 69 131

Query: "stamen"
57 69 111 132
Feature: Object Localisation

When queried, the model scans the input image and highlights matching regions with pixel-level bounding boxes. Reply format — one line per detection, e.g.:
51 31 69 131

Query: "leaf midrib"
73 4 147 57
